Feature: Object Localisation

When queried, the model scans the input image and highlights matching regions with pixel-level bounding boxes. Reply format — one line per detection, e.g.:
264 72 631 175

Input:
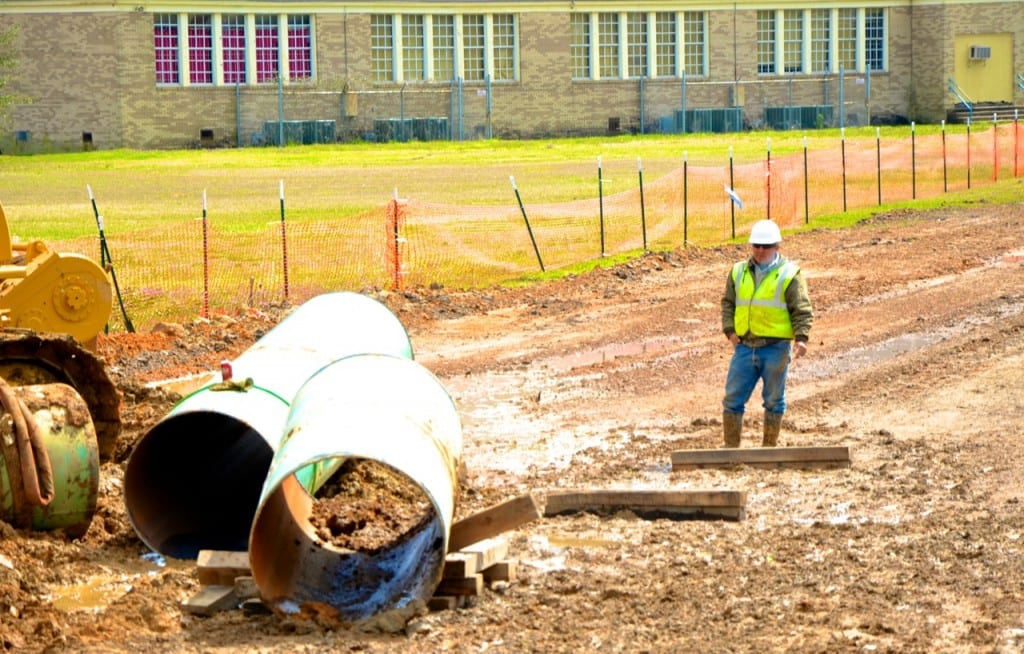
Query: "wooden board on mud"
671 446 851 471
543 489 746 521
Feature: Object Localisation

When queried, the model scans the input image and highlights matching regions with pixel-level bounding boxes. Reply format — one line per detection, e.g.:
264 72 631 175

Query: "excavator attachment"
0 201 113 348
0 200 121 461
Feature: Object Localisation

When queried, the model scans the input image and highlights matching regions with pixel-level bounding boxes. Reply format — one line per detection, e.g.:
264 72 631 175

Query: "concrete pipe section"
0 382 99 538
249 353 463 621
124 292 414 560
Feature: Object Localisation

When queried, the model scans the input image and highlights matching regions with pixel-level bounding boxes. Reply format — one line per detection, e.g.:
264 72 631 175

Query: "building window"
462 15 486 81
570 14 591 79
809 9 830 74
597 13 619 79
370 15 394 82
836 9 858 72
222 15 247 84
403 15 425 81
154 14 180 84
154 13 312 86
187 15 213 84
759 8 884 76
865 8 886 71
757 11 775 74
681 12 705 77
573 12 703 80
254 16 279 83
372 13 517 83
626 13 647 78
492 14 516 81
288 15 312 81
654 12 676 78
433 16 455 80
783 10 803 73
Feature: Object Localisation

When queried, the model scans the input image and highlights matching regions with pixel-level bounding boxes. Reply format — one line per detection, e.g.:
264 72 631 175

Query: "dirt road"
2 201 1023 653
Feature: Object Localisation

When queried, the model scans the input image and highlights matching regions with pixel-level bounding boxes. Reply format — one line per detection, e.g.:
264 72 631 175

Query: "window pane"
836 9 857 72
222 15 247 84
433 15 455 80
154 14 180 84
570 14 591 79
371 15 394 82
254 15 279 83
865 9 885 71
187 15 213 84
654 12 675 78
626 12 646 78
402 15 425 81
757 11 775 74
288 15 312 80
492 13 516 81
597 13 619 79
783 10 802 73
810 9 830 73
682 12 705 77
462 15 485 81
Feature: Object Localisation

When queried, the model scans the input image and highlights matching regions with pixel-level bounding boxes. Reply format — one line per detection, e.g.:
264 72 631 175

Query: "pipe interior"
250 459 445 620
125 411 274 559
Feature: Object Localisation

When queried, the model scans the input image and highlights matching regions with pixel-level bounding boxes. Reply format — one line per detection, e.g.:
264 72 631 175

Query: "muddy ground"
2 200 1023 653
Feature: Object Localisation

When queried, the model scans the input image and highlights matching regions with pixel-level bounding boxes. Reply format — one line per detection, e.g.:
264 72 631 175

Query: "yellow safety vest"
731 260 799 339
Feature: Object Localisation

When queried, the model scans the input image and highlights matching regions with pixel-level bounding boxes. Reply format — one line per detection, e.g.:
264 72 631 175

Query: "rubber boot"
722 412 743 448
763 412 783 447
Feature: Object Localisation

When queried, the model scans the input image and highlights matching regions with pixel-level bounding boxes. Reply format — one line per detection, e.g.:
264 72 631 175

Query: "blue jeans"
722 341 791 415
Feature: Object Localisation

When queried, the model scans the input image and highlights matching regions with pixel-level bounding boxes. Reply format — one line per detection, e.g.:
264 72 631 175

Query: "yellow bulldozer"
0 199 121 462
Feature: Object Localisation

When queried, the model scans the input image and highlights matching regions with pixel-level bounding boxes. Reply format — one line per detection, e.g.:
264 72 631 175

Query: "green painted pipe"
0 383 99 538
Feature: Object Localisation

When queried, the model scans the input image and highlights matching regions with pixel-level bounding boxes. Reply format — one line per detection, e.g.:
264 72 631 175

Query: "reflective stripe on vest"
732 260 799 339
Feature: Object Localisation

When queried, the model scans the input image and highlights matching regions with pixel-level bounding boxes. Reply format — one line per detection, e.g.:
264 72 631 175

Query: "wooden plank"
671 446 851 470
181 585 238 616
482 560 517 583
448 493 541 552
544 489 746 518
434 574 484 597
443 537 509 578
196 550 251 586
428 595 459 611
458 537 509 571
442 553 478 579
233 576 260 601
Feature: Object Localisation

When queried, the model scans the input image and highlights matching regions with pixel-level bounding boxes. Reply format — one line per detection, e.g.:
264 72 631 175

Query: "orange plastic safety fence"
50 126 1023 332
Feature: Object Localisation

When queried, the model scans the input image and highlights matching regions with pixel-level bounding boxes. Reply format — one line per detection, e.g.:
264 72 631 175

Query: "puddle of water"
49 575 135 612
47 555 179 613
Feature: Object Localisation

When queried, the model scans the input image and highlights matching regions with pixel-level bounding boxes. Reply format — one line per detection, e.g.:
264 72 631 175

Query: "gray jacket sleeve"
785 271 813 342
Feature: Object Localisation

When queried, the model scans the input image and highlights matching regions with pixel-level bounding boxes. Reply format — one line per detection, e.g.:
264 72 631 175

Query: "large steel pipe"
0 383 99 538
124 292 414 559
249 353 462 620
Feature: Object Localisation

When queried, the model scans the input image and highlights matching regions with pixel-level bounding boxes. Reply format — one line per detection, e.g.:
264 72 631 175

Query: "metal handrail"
947 77 974 119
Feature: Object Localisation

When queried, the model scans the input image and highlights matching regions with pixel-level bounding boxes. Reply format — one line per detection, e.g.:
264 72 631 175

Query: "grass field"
1 124 1015 241
1 127 1021 331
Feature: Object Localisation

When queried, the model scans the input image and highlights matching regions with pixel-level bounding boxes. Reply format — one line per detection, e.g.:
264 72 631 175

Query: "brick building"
2 0 1021 150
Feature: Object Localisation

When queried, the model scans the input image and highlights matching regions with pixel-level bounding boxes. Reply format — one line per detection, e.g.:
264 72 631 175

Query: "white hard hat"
749 220 782 244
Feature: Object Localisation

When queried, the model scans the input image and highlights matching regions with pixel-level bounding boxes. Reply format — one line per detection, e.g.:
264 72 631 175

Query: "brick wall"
2 3 1020 150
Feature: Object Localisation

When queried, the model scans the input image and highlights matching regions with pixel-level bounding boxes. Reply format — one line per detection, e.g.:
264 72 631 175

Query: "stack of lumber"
181 550 262 616
430 536 516 611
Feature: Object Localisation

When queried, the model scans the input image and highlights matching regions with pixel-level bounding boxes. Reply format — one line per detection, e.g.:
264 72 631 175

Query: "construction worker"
720 219 813 447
